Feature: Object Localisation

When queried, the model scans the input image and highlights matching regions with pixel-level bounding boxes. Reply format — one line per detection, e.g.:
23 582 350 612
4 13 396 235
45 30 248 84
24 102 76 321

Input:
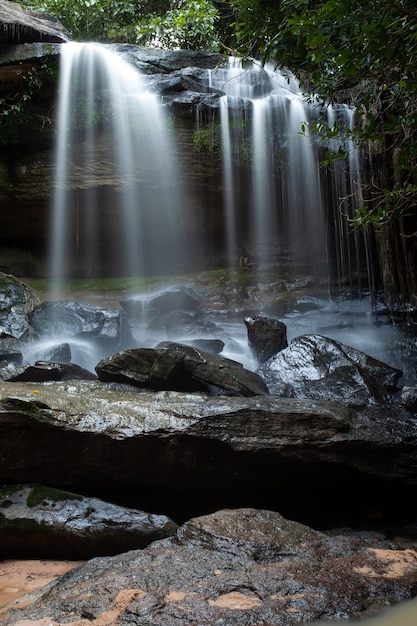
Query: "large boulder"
0 483 177 559
2 508 417 625
95 342 269 396
258 334 403 407
1 380 417 527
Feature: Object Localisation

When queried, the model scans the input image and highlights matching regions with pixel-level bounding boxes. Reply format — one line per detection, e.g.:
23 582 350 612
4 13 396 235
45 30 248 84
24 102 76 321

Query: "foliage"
230 0 417 230
136 0 220 51
0 58 57 145
18 0 170 42
193 118 252 164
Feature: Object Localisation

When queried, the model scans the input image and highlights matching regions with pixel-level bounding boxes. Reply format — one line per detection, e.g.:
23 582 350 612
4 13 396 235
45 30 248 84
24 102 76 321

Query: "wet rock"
147 310 217 336
0 483 178 559
401 386 417 412
1 380 417 527
112 44 227 74
244 315 288 363
29 300 129 346
25 341 72 364
188 338 225 354
2 508 417 625
8 360 97 382
0 271 40 340
96 342 269 396
0 347 22 365
120 285 203 319
258 334 403 407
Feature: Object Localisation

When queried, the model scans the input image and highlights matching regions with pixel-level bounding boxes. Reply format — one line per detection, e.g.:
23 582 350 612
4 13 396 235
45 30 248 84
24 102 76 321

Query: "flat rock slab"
0 483 177 559
2 508 417 625
1 380 417 527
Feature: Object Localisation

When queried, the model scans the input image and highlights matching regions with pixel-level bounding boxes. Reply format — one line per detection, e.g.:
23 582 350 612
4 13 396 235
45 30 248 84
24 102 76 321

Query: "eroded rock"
0 0 70 44
2 508 417 625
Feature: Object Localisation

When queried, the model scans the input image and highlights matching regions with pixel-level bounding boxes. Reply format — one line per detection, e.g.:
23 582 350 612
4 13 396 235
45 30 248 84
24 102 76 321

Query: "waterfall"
51 46 367 297
205 59 366 292
50 42 189 293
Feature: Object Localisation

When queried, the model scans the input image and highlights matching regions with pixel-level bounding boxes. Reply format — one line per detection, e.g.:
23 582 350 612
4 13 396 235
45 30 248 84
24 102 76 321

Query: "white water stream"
50 42 187 293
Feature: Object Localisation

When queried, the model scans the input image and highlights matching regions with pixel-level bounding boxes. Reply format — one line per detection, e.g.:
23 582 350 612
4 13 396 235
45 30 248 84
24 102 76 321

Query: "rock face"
3 508 417 625
0 483 177 559
1 380 417 527
0 0 70 43
96 342 269 396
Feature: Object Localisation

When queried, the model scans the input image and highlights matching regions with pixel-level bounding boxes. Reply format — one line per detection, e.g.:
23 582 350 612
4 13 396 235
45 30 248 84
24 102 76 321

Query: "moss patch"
26 483 82 508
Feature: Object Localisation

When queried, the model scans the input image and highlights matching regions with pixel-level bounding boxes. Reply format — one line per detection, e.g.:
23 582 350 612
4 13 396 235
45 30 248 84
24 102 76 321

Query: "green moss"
26 483 82 508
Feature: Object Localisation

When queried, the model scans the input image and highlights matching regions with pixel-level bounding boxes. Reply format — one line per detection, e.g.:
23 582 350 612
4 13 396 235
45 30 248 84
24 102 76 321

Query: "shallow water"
318 596 417 625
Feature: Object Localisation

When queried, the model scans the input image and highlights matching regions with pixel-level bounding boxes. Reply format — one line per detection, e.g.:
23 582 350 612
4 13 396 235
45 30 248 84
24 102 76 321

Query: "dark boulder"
244 315 288 363
258 334 402 407
96 342 269 396
401 386 417 412
8 360 97 382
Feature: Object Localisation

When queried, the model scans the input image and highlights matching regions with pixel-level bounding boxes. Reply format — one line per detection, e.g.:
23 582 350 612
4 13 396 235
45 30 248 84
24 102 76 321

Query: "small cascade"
50 42 191 295
205 59 366 292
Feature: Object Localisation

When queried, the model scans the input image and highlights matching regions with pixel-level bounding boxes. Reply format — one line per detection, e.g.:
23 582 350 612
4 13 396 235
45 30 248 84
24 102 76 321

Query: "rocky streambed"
1 271 417 624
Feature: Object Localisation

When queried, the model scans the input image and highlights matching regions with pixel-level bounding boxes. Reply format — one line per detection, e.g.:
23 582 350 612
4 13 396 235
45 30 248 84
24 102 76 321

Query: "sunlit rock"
0 0 70 44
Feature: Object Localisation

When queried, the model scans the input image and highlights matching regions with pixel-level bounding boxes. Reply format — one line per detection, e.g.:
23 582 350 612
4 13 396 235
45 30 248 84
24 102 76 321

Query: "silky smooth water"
206 60 363 287
50 42 188 293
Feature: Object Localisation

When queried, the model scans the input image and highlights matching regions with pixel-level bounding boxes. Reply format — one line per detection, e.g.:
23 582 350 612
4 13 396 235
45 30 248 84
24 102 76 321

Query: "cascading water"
205 60 365 289
50 42 190 294
40 46 414 382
